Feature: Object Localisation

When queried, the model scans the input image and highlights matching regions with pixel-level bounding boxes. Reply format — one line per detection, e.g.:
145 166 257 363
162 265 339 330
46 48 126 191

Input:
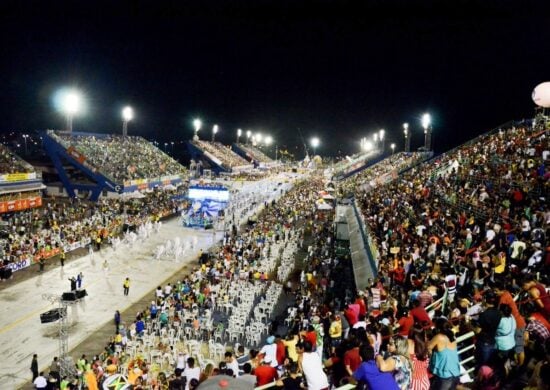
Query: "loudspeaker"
75 289 87 299
40 309 61 323
62 291 76 301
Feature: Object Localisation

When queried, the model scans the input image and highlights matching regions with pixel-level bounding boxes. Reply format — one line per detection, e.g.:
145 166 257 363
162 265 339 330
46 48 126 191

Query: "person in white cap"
260 336 278 367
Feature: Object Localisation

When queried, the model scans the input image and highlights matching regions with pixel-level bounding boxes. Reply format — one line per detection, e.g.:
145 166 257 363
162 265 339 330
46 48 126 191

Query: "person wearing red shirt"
397 308 414 337
344 304 358 327
254 358 278 386
410 299 432 328
275 335 286 366
300 325 317 350
355 294 367 316
344 341 362 376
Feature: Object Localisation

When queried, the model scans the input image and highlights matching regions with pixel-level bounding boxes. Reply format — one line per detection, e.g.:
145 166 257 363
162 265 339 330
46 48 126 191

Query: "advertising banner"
0 196 42 214
0 172 37 182
6 258 31 272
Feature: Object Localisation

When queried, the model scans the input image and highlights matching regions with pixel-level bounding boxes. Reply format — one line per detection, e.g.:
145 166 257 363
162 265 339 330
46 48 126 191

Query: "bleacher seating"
234 143 274 164
192 140 250 170
0 144 36 174
50 131 187 182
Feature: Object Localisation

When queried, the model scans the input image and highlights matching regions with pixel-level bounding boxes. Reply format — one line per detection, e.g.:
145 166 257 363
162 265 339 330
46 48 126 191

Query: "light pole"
246 130 252 145
193 118 202 141
59 90 81 132
422 113 432 150
122 106 133 137
212 124 218 142
236 129 242 143
390 143 396 155
379 129 385 152
373 133 378 148
403 123 410 153
265 135 273 157
22 134 29 155
171 141 174 153
310 137 320 156
361 138 373 152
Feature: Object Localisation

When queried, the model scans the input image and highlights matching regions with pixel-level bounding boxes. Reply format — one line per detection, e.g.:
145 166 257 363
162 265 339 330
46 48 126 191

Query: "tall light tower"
403 123 410 152
422 113 432 150
390 143 396 155
22 134 29 155
236 128 242 143
59 90 81 132
122 106 133 137
193 118 202 141
379 129 385 152
246 130 252 145
212 124 219 142
310 137 320 156
255 133 263 147
373 133 379 148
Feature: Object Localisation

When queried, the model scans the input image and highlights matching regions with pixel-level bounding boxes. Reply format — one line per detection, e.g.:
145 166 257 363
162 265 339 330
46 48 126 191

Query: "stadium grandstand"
232 142 276 166
53 119 548 390
0 143 44 214
188 139 252 173
43 130 187 200
3 118 549 390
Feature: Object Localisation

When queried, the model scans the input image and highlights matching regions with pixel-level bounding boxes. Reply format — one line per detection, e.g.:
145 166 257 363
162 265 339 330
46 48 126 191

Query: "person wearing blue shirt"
352 345 399 390
136 319 145 336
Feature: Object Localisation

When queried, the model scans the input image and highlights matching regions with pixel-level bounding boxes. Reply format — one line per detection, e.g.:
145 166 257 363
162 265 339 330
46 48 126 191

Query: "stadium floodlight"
364 140 373 151
379 129 386 151
212 124 219 141
391 143 396 155
57 89 82 132
310 137 320 155
422 113 431 132
403 123 410 152
246 130 252 144
373 133 378 143
255 133 263 144
122 106 133 122
193 118 202 140
421 113 432 150
265 135 273 146
122 106 133 136
236 128 242 143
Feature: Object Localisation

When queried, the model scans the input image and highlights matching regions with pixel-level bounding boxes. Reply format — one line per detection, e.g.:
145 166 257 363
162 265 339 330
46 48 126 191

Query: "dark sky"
1 0 549 158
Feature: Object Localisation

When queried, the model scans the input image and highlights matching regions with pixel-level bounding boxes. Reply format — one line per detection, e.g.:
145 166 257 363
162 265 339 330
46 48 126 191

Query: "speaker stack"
62 289 87 301
39 308 67 323
62 291 76 301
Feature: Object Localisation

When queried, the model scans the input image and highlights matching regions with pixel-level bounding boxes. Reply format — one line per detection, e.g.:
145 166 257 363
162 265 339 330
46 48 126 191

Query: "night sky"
1 0 549 159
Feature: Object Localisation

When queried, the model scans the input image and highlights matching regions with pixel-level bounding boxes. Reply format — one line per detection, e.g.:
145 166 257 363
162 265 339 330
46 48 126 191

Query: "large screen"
188 187 230 202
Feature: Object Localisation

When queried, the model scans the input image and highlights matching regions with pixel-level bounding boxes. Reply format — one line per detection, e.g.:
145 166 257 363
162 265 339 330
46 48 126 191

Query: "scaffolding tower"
41 294 78 378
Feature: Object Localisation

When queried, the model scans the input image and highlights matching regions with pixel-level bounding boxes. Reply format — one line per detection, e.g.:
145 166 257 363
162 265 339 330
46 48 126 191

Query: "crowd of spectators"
348 124 549 388
19 123 550 390
0 187 189 276
0 143 36 174
193 140 251 169
337 152 428 196
51 132 187 182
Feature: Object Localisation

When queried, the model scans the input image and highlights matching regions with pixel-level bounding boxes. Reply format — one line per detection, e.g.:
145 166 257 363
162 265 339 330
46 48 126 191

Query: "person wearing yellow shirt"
329 314 343 353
